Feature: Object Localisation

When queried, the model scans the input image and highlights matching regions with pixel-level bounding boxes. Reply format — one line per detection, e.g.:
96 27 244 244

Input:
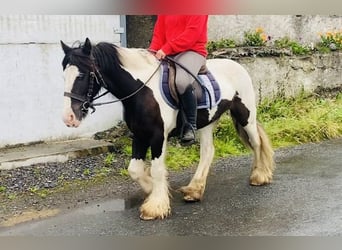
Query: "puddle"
63 194 143 217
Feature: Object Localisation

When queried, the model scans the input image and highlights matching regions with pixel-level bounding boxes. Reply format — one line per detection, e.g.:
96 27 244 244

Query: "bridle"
64 67 106 114
64 56 162 115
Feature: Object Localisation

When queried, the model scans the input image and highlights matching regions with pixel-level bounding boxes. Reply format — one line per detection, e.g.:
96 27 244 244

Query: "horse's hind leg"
233 117 275 185
179 123 216 201
230 96 275 185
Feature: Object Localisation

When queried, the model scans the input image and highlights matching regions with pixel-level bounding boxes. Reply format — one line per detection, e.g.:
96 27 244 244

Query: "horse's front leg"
139 135 171 220
128 138 152 194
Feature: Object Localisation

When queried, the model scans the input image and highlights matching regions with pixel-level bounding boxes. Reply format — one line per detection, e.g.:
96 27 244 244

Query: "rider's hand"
155 49 166 60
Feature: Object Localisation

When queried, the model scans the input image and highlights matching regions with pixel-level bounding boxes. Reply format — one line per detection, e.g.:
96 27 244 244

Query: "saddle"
160 61 221 110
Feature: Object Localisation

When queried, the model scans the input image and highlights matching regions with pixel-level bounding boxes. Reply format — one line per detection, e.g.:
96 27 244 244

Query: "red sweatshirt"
149 15 208 57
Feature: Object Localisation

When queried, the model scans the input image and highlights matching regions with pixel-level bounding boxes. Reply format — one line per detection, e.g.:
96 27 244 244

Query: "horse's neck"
102 47 159 99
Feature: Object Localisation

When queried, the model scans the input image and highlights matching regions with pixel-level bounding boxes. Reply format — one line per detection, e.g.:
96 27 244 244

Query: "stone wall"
211 49 342 102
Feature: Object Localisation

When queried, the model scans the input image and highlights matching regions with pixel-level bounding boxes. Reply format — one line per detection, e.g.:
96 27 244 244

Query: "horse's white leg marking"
128 159 152 194
243 122 275 185
139 141 170 220
179 123 216 201
62 65 81 127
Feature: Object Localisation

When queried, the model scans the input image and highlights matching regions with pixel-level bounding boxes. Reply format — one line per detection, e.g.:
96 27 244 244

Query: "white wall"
0 15 125 147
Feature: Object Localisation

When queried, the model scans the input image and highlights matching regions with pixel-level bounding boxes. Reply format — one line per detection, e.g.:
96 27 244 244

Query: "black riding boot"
179 86 197 145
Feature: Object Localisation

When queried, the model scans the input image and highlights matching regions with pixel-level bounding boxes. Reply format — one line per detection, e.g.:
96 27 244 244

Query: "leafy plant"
243 28 268 46
104 153 116 166
207 38 236 53
274 36 311 55
118 168 129 177
317 30 342 51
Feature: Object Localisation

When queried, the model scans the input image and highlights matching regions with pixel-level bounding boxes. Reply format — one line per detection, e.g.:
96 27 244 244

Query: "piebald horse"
61 38 274 220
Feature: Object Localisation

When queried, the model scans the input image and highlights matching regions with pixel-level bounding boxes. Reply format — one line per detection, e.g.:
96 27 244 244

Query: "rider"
149 15 208 145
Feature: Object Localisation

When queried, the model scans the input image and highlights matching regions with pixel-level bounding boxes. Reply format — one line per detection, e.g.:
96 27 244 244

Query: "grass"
258 92 342 147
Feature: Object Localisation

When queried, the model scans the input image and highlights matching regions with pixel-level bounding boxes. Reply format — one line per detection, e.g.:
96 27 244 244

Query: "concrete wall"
234 52 342 102
208 15 342 45
0 15 125 148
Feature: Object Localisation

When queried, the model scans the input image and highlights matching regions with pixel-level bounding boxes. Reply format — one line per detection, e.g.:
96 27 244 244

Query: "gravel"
1 154 110 193
0 148 139 223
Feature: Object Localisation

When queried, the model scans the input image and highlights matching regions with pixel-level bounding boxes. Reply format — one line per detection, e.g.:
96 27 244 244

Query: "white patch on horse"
128 159 152 194
207 107 218 122
117 47 159 82
62 65 81 127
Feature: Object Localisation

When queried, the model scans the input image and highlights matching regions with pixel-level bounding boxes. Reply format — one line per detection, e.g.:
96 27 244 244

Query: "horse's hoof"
139 213 157 221
179 186 202 202
139 199 171 220
139 209 170 221
249 171 272 186
183 195 201 202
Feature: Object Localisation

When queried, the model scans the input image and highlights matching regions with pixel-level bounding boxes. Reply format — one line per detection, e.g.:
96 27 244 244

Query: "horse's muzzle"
62 109 81 128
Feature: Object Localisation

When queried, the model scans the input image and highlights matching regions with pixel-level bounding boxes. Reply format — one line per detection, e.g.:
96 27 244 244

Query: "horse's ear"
82 37 92 55
60 40 72 55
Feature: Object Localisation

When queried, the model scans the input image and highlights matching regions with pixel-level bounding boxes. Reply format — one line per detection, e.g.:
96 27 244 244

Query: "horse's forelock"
62 48 93 72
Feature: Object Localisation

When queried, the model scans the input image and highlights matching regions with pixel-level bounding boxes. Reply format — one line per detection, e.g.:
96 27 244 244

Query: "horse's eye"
77 73 85 79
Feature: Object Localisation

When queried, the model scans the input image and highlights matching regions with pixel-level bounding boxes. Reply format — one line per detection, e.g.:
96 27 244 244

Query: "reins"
93 61 162 106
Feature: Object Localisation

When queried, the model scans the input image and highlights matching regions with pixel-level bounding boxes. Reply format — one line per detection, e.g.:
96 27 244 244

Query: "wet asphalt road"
1 138 342 236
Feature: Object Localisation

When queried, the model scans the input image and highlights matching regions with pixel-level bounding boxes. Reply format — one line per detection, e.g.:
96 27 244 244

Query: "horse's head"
61 38 101 127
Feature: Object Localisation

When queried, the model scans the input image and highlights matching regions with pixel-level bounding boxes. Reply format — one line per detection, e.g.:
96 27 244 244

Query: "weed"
0 186 6 193
207 38 236 53
7 194 17 200
28 186 39 193
104 153 116 166
243 28 269 46
274 37 311 55
95 167 113 177
118 168 129 177
317 30 342 51
83 168 91 176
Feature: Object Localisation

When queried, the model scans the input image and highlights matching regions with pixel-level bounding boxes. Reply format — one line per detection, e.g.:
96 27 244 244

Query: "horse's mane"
93 42 123 72
62 41 158 74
